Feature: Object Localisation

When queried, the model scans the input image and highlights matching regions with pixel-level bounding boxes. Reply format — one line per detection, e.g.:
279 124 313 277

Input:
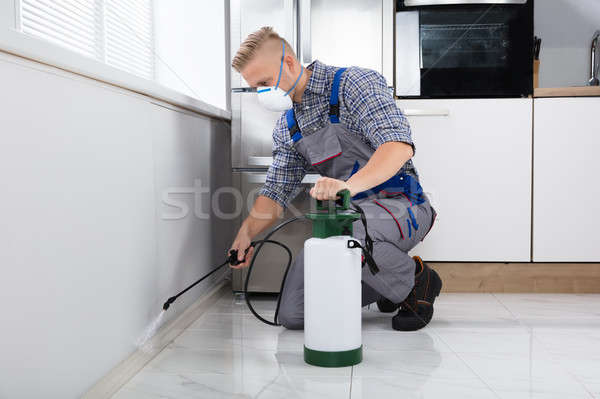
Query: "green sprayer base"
304 345 362 367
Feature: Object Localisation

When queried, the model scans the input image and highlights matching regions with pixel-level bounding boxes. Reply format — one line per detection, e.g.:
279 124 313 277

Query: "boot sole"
391 304 433 331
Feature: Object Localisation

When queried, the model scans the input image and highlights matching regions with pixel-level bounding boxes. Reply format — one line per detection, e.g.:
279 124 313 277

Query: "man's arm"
229 195 283 268
309 142 413 199
229 116 307 267
347 141 413 195
310 68 415 200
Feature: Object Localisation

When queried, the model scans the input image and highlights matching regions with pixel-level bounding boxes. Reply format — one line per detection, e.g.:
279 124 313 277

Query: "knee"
277 311 304 330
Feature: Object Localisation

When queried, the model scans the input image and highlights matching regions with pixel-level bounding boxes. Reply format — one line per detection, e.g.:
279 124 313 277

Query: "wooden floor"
429 262 600 293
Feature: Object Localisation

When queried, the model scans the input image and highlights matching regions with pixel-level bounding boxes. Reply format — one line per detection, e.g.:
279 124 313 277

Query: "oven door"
395 0 533 98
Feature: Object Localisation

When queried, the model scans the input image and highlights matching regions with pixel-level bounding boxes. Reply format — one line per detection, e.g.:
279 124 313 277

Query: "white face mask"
257 39 304 112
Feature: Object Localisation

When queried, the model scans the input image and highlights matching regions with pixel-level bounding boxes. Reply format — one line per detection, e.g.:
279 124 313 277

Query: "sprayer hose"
242 216 306 326
243 239 291 326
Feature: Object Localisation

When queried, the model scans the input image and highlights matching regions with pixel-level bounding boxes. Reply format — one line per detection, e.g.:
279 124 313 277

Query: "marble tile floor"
112 292 600 399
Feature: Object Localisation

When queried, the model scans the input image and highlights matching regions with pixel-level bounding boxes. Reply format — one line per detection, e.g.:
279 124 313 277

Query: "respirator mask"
257 39 304 112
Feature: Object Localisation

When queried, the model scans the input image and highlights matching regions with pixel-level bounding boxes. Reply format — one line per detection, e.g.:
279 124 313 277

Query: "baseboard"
430 262 600 293
82 279 230 399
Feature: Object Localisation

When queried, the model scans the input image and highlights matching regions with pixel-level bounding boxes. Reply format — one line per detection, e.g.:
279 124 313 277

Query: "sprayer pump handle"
316 189 351 211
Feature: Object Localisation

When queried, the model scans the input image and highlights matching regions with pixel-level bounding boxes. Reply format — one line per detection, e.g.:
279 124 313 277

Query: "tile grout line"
419 298 502 398
349 364 354 398
490 293 596 399
378 293 503 398
530 97 535 262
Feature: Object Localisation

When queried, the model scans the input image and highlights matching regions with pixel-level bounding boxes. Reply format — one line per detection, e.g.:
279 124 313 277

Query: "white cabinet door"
397 98 532 261
533 97 600 262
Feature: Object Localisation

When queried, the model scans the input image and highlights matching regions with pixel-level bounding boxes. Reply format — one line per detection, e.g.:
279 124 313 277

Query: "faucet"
589 30 600 86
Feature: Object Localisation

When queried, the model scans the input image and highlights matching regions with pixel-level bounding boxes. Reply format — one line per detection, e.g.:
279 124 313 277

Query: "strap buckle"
329 103 339 117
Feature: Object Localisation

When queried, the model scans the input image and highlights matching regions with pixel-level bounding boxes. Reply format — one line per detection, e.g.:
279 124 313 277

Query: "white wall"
535 0 600 87
154 0 228 111
0 51 233 398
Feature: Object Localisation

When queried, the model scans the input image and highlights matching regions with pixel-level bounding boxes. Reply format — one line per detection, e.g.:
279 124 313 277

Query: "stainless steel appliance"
230 0 395 292
395 0 534 98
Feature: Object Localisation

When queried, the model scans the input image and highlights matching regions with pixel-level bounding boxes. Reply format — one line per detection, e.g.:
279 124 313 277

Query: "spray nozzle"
162 296 176 311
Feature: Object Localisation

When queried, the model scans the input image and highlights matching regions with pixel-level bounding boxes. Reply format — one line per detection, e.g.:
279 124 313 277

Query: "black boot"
376 296 401 313
392 256 443 331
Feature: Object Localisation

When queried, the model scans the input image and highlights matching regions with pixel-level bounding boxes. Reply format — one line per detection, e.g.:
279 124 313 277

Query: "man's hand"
227 195 282 270
229 228 255 269
309 177 353 200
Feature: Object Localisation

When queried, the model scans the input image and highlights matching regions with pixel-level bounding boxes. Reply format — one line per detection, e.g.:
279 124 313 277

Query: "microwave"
395 0 534 98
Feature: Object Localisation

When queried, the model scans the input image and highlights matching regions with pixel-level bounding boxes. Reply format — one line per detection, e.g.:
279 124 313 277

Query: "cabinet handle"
248 156 273 166
299 0 312 64
301 174 320 184
246 173 320 184
402 108 450 117
231 87 257 93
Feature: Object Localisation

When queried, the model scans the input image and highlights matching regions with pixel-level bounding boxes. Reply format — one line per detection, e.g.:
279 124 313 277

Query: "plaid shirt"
258 59 418 209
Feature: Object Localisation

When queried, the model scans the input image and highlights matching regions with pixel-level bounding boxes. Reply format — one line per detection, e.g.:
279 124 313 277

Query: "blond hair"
231 26 295 72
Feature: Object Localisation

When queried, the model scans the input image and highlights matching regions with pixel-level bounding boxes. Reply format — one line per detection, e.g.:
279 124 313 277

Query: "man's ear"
282 54 298 74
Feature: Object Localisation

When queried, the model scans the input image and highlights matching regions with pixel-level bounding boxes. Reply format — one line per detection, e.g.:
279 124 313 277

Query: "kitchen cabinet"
532 97 600 262
397 98 533 262
0 52 235 396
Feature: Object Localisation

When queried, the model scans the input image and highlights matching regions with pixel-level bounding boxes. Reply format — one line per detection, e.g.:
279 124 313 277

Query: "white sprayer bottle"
303 190 363 367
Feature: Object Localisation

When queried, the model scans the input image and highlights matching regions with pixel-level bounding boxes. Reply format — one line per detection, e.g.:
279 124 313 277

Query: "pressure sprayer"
161 189 379 368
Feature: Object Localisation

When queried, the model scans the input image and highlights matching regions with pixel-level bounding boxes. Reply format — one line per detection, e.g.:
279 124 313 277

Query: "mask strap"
285 65 303 96
274 39 285 88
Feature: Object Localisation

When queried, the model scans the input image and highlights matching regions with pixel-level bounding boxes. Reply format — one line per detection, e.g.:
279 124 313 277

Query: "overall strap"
285 108 302 143
329 67 347 123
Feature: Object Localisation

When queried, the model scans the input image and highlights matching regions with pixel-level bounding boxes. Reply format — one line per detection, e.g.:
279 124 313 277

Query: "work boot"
376 296 401 313
376 255 432 313
392 256 443 331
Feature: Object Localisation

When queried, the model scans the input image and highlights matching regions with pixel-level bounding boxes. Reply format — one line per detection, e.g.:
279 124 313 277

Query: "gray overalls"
277 67 437 330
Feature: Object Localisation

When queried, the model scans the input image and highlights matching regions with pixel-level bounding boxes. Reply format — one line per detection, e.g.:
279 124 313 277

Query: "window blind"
20 0 154 80
105 0 154 80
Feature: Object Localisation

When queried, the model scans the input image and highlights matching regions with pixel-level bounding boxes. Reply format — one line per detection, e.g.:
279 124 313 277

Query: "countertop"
533 86 600 97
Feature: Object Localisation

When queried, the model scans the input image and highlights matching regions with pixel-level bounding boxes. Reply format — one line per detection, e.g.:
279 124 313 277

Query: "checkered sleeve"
257 114 308 209
343 68 415 156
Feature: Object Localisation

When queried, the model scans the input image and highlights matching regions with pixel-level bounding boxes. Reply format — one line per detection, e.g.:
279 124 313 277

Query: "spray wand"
162 248 247 311
135 249 254 351
160 225 296 326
